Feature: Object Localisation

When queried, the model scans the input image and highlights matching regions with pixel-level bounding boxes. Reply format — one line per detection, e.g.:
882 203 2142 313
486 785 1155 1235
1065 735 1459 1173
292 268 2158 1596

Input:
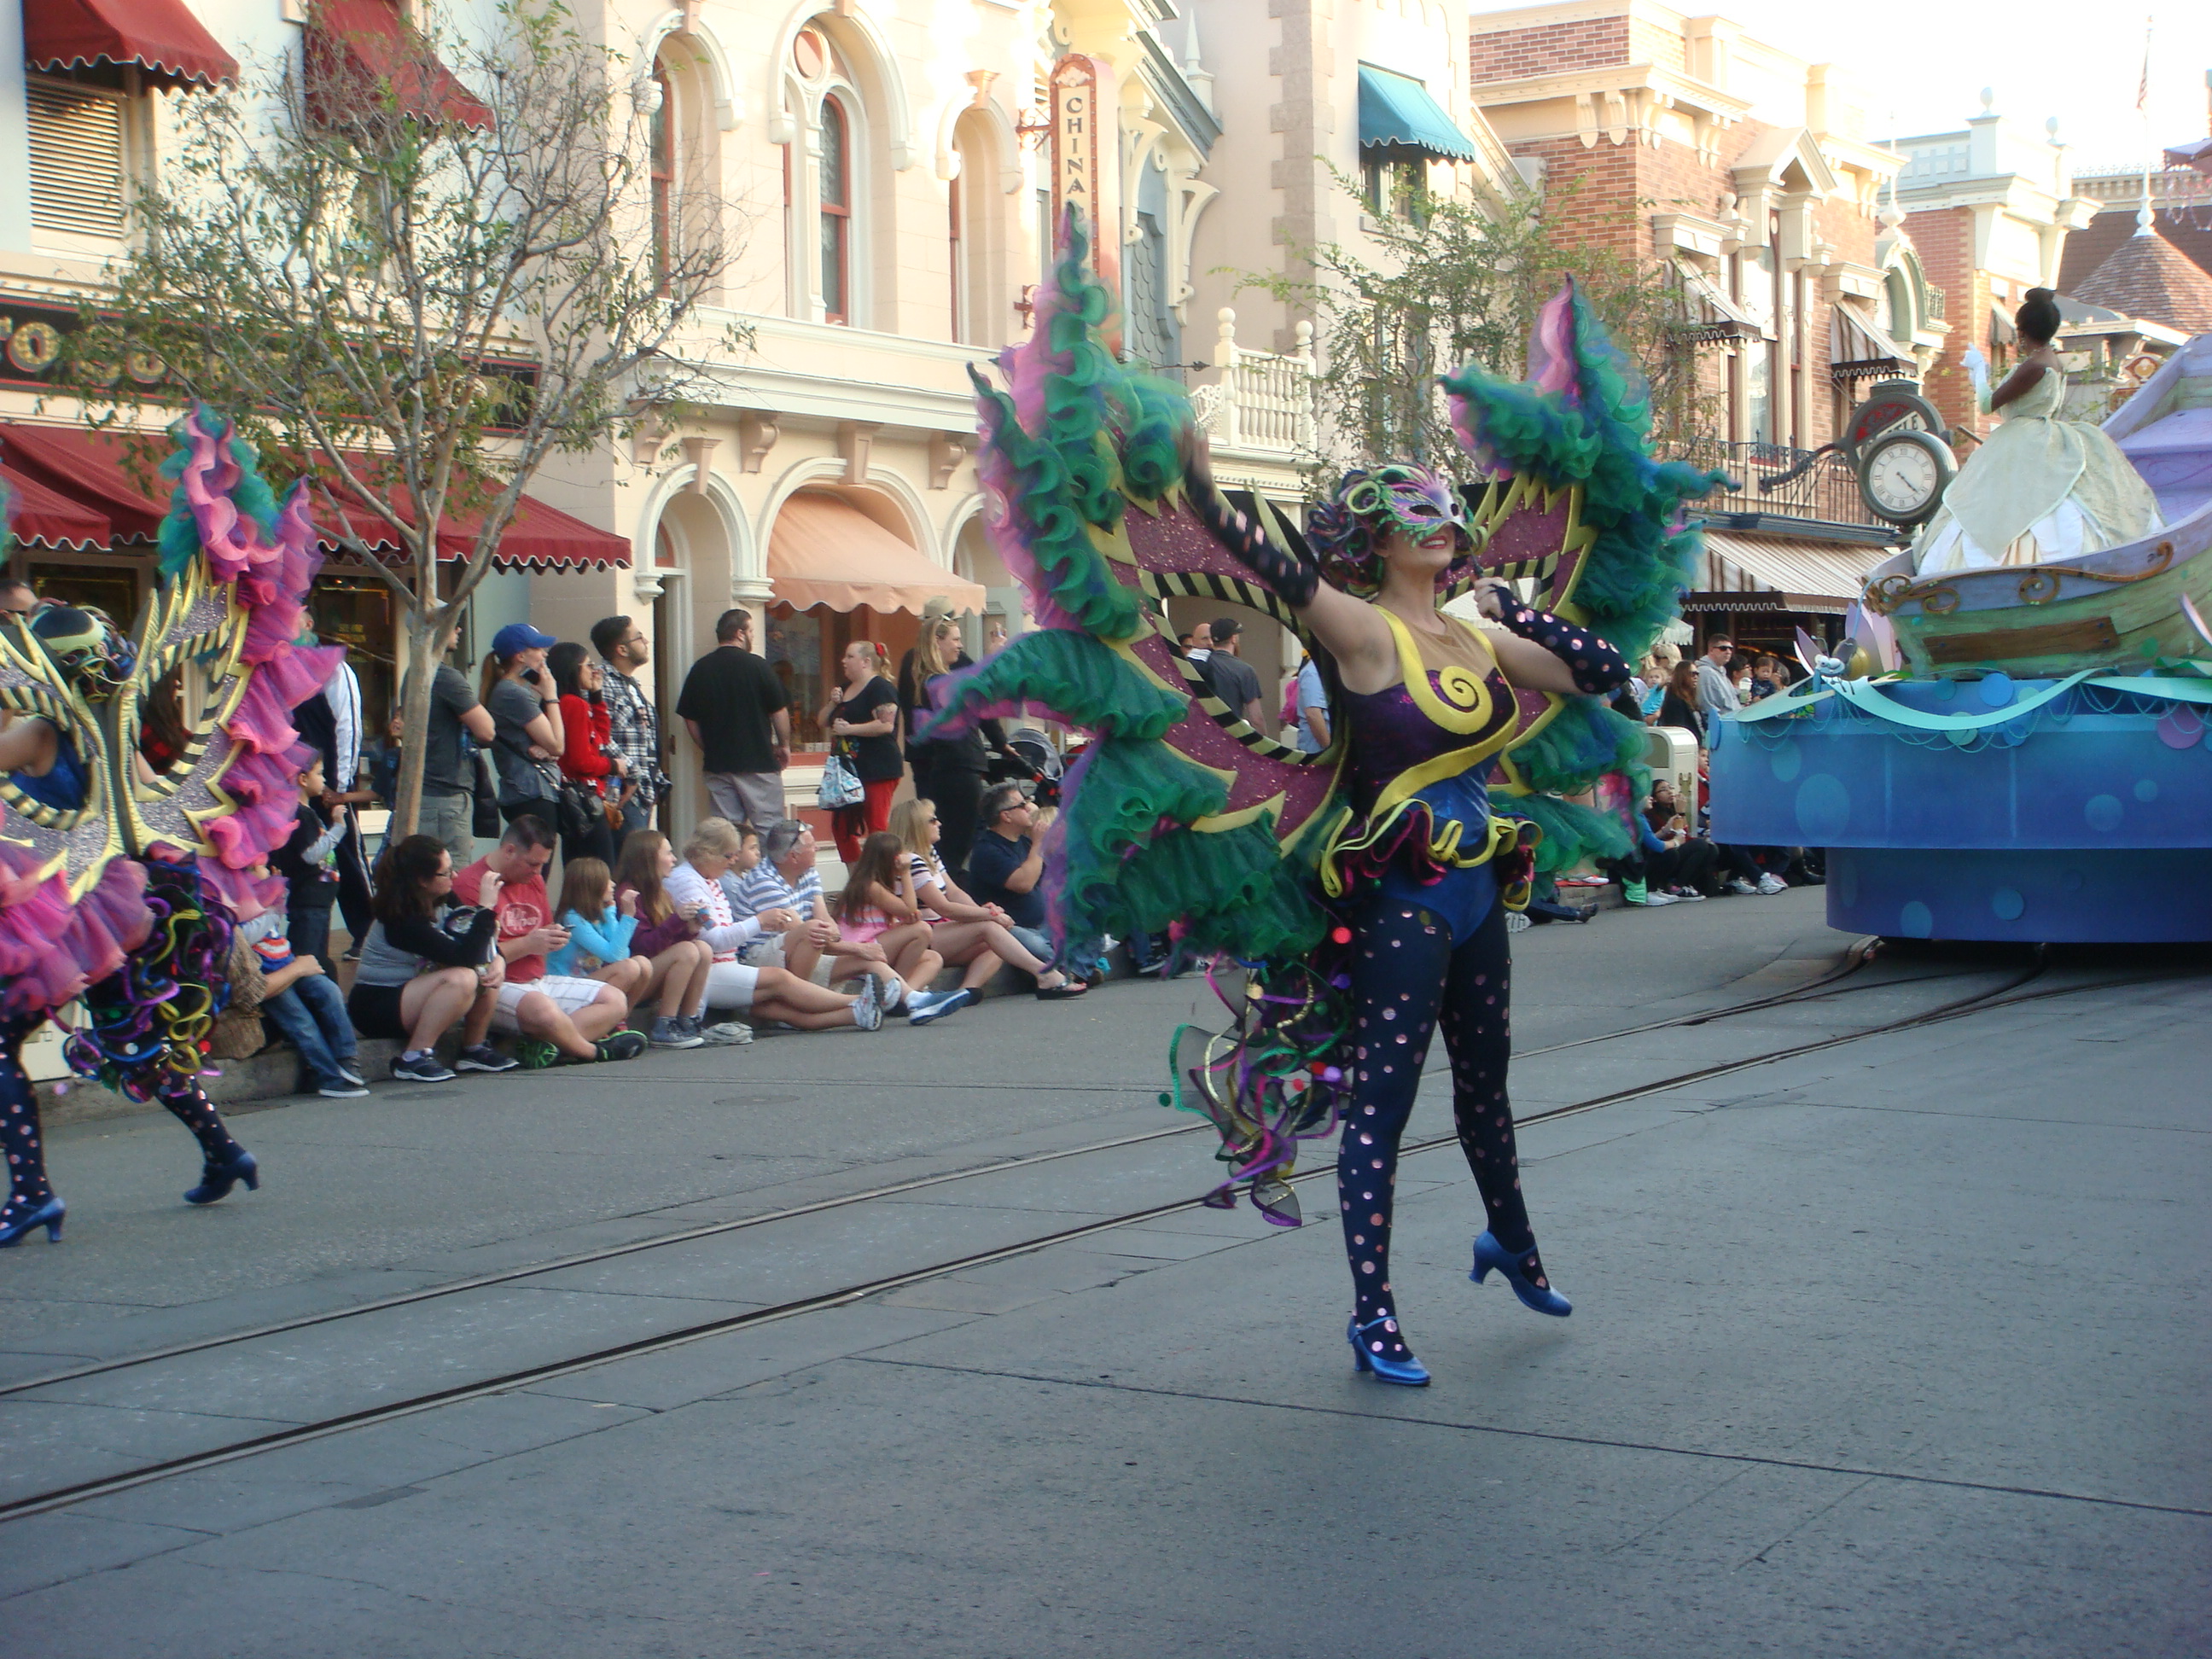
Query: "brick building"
1889 96 2099 434
1470 1 1919 456
1469 1 1931 654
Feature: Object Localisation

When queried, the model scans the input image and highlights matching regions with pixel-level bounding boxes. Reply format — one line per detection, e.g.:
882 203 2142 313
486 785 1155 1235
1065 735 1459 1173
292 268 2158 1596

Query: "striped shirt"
726 858 824 922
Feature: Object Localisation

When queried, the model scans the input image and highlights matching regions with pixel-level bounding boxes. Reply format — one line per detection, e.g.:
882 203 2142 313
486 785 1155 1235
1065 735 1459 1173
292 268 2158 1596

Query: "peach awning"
768 493 986 615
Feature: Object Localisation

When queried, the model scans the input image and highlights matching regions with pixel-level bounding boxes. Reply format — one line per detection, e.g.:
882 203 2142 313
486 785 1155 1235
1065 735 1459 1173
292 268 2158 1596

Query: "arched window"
819 95 852 324
649 64 675 288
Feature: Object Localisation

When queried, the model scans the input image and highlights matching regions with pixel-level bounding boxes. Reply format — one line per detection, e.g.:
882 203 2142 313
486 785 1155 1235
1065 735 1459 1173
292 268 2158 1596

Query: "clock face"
1857 428 1956 525
1866 439 1939 511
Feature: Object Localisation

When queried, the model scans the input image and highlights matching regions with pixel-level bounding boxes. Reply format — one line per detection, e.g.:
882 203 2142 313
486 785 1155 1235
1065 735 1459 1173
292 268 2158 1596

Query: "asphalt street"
1 888 2205 1657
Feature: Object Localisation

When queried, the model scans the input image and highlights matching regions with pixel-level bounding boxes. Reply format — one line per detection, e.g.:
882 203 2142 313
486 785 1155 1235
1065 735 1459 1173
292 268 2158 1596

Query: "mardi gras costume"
925 214 1718 1382
1 410 343 1245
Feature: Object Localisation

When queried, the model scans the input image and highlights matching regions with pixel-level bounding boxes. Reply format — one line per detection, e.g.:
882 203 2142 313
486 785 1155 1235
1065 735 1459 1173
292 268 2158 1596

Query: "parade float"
1708 332 2212 943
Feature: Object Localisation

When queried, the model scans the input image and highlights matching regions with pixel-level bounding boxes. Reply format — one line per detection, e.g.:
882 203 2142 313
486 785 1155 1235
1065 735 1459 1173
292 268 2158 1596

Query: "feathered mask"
1306 464 1477 597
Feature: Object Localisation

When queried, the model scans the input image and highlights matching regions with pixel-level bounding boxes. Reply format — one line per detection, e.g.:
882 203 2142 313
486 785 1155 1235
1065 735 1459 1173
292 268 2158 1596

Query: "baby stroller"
989 725 1068 808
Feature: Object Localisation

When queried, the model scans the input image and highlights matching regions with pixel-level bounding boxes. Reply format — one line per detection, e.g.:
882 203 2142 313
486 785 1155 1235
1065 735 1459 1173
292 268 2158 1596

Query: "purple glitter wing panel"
1465 479 1590 615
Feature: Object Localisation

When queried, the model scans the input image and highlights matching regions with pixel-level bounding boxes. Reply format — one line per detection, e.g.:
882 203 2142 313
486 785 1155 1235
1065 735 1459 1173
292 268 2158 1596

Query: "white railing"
1204 309 1317 457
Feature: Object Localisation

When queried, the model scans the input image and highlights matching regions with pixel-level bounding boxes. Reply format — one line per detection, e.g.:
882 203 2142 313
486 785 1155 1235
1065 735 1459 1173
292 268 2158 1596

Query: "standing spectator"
480 623 566 834
1658 661 1706 748
665 818 886 1034
890 798 1085 1000
1185 622 1213 664
292 655 375 958
1694 633 1740 731
967 782 1059 972
831 831 949 1012
365 712 405 811
405 649 496 864
899 611 993 879
1292 653 1330 754
236 874 370 1098
822 640 901 863
590 614 665 853
1201 616 1267 729
610 831 719 1048
451 817 646 1068
347 834 511 1081
273 757 346 975
547 641 621 870
677 608 789 830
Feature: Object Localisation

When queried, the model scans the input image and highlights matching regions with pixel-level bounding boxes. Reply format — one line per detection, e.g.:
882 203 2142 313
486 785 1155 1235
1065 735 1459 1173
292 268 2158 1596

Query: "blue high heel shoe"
1348 1315 1430 1387
1470 1231 1571 1318
0 1196 65 1247
183 1150 259 1207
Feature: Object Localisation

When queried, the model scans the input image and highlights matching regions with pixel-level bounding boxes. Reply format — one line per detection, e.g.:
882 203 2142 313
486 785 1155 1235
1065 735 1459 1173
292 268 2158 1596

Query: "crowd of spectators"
182 597 1109 1094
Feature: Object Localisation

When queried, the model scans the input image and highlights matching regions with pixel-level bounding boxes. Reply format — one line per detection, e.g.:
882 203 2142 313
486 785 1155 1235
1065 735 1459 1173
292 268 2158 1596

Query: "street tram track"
0 950 2190 1525
0 933 1908 1403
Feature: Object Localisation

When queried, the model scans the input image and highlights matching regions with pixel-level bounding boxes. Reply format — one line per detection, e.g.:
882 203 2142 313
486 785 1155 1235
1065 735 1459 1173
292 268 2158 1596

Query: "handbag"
816 745 866 810
498 734 597 841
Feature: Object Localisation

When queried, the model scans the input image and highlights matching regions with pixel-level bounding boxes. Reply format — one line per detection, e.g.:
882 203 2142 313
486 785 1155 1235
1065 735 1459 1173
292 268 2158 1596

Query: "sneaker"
1505 911 1532 934
335 1063 368 1087
875 973 907 1013
1755 873 1789 894
907 988 972 1027
514 1037 562 1070
390 1051 457 1083
317 1081 372 1099
853 974 883 1032
699 1021 754 1045
595 1030 649 1062
650 1016 705 1050
1667 887 1708 902
455 1044 520 1074
1723 877 1759 896
340 946 363 963
1625 887 1681 907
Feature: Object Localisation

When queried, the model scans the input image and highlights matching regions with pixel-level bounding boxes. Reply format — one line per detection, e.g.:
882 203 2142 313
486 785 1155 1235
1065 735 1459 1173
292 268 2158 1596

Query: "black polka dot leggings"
1338 892 1532 1354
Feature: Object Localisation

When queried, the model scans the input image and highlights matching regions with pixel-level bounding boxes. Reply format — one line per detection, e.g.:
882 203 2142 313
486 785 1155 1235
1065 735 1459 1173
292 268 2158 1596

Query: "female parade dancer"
1 410 342 1246
1179 451 1630 1383
924 216 1714 1387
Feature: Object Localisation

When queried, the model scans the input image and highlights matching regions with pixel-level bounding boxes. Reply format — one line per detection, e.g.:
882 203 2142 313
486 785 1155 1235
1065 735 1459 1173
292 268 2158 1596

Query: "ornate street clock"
1856 427 1957 526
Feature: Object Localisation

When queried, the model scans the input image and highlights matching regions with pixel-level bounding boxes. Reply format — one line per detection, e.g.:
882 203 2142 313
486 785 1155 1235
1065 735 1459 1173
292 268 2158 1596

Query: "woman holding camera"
549 641 622 869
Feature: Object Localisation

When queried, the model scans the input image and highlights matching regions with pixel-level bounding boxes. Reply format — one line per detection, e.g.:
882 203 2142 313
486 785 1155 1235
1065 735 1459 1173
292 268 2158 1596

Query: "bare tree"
71 0 742 834
1237 171 1697 487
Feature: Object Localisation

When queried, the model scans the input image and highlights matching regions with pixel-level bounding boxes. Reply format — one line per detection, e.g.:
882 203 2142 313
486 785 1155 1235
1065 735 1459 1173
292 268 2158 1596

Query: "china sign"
1050 55 1104 235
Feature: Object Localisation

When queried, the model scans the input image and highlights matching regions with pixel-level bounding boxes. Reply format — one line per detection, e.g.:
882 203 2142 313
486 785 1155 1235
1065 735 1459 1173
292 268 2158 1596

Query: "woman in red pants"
823 640 903 862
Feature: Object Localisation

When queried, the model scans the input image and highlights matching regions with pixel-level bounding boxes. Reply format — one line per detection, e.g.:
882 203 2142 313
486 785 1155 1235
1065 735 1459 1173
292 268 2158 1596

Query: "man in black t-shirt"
676 608 791 829
1201 616 1266 729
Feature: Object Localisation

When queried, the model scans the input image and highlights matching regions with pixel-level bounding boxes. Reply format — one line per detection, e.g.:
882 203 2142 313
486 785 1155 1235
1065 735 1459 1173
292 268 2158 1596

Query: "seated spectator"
451 818 648 1068
348 834 510 1082
236 873 369 1098
548 641 623 868
890 799 1086 1002
667 818 886 1035
832 830 954 1020
966 782 1060 973
546 855 653 1009
611 832 719 1048
729 818 899 993
1647 779 1784 896
273 756 346 975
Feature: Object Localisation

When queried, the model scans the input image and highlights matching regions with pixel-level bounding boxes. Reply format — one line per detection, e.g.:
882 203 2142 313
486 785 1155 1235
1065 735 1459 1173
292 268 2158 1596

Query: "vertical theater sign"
1050 52 1119 318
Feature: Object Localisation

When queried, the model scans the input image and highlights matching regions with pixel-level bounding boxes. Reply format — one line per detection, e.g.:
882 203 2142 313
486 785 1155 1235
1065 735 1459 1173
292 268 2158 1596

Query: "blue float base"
1826 847 2212 942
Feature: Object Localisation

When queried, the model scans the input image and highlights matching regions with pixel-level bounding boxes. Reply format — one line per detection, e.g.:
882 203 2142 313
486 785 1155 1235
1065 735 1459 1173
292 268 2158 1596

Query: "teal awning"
1357 65 1478 163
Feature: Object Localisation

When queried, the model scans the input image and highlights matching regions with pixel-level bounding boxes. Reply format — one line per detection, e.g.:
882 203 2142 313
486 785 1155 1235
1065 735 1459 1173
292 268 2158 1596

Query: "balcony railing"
1672 438 1889 532
1189 309 1316 457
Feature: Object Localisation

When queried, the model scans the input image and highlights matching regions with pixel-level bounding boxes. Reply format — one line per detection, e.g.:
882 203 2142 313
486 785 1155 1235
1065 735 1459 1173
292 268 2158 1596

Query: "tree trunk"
392 605 441 838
